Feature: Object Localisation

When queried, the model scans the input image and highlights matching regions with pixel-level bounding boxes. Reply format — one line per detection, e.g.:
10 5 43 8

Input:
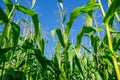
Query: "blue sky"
0 0 108 58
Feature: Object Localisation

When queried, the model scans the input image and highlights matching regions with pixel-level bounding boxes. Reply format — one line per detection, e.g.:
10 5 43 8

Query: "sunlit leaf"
104 0 120 24
51 29 56 40
15 4 44 55
15 4 41 39
68 50 74 73
65 4 99 39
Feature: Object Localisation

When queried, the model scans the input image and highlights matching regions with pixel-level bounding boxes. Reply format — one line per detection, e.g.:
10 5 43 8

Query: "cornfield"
0 0 120 80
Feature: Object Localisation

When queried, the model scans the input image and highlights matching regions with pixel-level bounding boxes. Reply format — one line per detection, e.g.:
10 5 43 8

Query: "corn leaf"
95 71 102 80
81 44 91 53
0 7 9 23
104 0 120 24
15 4 44 54
86 11 93 26
11 22 20 46
74 55 84 78
76 26 96 49
65 4 99 39
68 50 74 73
0 23 11 48
15 4 41 39
51 29 56 40
15 4 36 15
94 26 104 32
90 35 99 53
86 0 96 26
88 0 96 4
3 0 13 15
17 60 25 69
0 47 12 54
34 49 60 78
56 28 66 48
21 38 34 50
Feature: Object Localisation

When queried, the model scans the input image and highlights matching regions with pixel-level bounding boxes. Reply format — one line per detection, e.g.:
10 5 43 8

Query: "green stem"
112 56 120 80
105 22 120 80
105 24 113 51
99 0 120 79
1 62 5 80
105 21 120 80
8 5 15 19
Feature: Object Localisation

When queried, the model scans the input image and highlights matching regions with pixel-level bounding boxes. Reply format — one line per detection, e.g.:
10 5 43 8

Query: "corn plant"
0 0 120 80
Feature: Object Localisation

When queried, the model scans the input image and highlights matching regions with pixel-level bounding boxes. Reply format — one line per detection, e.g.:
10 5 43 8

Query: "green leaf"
65 4 99 40
3 69 26 80
15 4 36 16
86 11 93 26
111 32 120 38
38 38 45 56
88 0 96 4
15 4 41 39
0 47 12 54
90 35 99 53
103 58 113 74
86 0 97 26
56 28 66 48
74 55 84 78
76 26 96 49
94 26 104 32
3 0 13 15
15 5 41 37
22 38 34 50
0 20 3 24
11 22 20 46
17 60 25 69
15 4 43 54
95 71 102 80
111 34 120 51
81 44 91 53
32 14 41 39
62 14 66 23
104 0 120 24
34 49 60 77
0 23 11 48
68 50 75 73
51 29 56 40
0 7 9 23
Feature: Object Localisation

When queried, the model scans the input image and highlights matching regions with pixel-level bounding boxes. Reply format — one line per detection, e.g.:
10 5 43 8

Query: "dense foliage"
0 0 120 80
